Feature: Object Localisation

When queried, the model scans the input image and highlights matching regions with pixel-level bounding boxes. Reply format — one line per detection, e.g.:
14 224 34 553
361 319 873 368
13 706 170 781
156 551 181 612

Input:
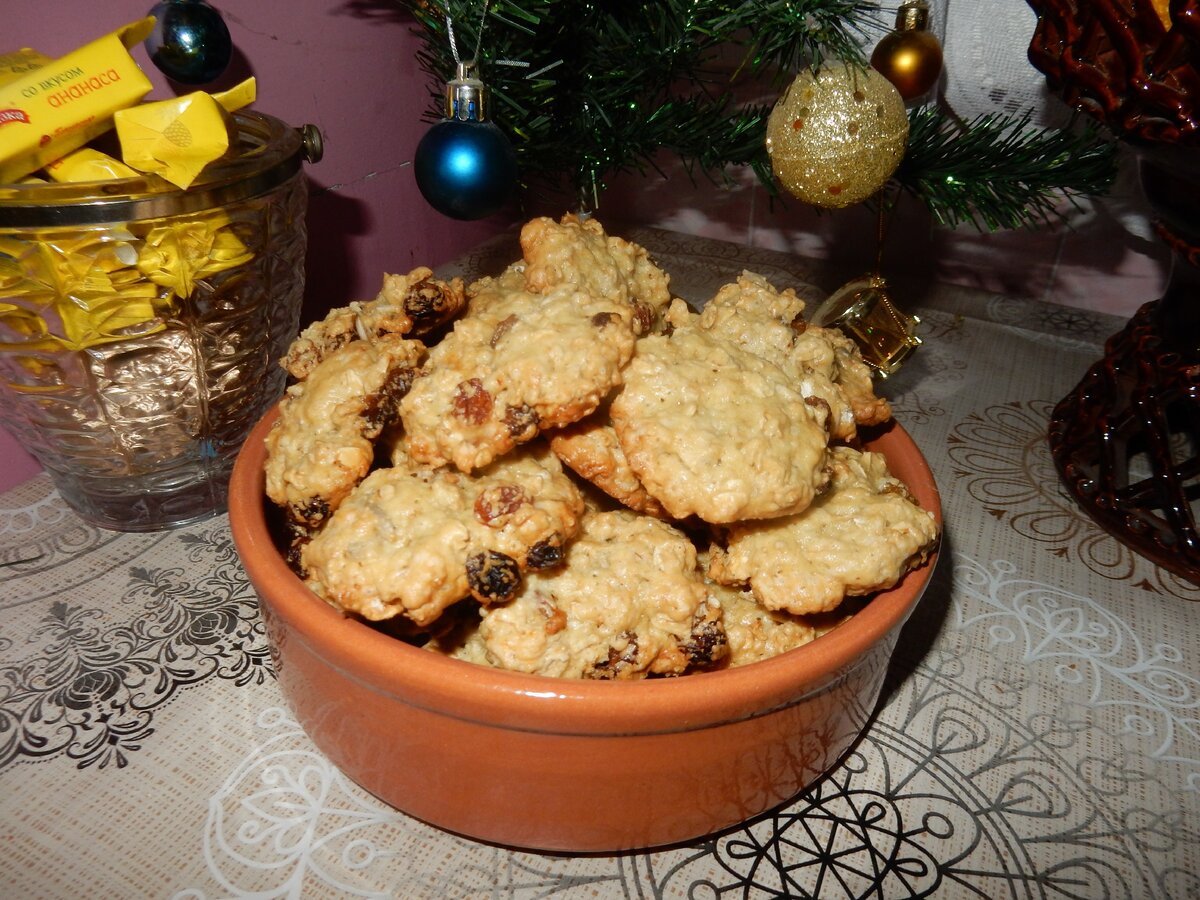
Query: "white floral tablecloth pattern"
1 229 1196 899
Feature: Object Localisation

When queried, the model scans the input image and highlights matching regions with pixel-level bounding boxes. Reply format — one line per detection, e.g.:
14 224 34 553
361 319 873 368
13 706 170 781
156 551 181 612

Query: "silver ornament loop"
445 60 489 122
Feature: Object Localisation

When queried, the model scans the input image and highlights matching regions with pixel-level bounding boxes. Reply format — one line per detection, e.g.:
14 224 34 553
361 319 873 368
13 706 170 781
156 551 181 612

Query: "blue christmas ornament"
146 0 233 85
414 61 518 221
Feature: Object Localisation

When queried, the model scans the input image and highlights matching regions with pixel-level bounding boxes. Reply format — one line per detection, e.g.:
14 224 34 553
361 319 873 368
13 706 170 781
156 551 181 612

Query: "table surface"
1 227 1197 900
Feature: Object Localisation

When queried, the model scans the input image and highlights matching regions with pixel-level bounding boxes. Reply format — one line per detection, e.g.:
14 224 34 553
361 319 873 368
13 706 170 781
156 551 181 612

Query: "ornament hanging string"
443 1 531 73
873 183 901 276
444 0 490 69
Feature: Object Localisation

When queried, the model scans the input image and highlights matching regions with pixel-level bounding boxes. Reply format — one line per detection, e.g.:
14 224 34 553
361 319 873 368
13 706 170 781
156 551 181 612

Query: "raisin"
504 403 540 441
526 536 563 569
453 378 493 424
474 483 528 524
405 278 450 321
283 520 312 576
466 550 521 603
804 395 831 421
682 619 728 667
292 497 331 529
588 632 639 679
362 364 416 434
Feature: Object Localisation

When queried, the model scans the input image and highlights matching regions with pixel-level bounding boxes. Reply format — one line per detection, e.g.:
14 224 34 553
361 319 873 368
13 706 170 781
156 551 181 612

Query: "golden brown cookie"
400 280 640 472
708 445 939 614
708 580 818 667
697 269 811 329
264 333 426 529
437 509 726 679
281 267 465 379
784 320 891 428
610 324 831 523
520 214 671 333
301 442 585 626
548 414 669 518
696 271 889 440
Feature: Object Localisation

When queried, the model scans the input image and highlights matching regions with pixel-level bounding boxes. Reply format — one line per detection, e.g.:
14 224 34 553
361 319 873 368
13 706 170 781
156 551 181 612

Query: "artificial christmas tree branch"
895 106 1118 230
404 0 1118 230
406 0 881 205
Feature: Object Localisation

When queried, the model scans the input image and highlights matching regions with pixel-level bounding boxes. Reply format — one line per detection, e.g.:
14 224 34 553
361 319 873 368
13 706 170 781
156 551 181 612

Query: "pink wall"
1 3 1171 493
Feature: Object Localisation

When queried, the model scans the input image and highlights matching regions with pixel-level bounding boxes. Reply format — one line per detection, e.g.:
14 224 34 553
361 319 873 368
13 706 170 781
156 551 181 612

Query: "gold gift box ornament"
811 274 922 378
0 18 259 354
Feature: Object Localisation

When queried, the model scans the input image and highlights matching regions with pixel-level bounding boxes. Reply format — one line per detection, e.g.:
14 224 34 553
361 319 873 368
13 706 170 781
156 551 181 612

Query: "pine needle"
895 106 1118 230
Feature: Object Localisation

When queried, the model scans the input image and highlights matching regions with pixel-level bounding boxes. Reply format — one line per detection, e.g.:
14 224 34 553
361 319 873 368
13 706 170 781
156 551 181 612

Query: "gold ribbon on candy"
136 214 253 298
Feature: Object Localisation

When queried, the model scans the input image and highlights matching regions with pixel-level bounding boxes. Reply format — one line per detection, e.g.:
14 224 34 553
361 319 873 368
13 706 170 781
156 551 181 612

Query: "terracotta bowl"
228 406 942 853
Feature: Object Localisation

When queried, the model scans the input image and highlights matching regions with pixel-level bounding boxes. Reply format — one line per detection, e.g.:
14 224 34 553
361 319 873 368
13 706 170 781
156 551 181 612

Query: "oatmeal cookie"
548 414 668 518
610 325 831 523
707 445 939 614
281 267 465 379
301 442 585 626
400 280 639 472
264 333 426 529
696 271 888 440
438 509 726 679
520 214 671 333
697 269 812 329
708 581 818 667
785 320 891 428
816 324 891 426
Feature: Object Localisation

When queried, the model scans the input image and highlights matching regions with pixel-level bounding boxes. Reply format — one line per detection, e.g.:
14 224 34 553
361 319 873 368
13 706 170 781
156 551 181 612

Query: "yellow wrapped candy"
0 19 154 183
0 49 52 87
115 78 257 189
136 213 253 298
0 231 160 352
0 207 255 352
45 147 140 182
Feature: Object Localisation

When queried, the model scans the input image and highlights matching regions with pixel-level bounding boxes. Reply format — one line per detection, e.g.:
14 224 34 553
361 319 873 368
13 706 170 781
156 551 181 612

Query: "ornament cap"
895 0 931 32
444 60 490 122
811 274 922 377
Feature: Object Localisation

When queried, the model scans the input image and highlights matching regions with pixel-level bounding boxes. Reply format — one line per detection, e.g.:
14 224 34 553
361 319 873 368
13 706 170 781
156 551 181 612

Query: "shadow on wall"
337 0 413 26
303 182 370 322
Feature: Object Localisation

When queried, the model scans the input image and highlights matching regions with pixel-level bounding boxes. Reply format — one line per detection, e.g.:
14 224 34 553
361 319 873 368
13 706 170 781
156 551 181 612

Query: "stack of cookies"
261 215 940 680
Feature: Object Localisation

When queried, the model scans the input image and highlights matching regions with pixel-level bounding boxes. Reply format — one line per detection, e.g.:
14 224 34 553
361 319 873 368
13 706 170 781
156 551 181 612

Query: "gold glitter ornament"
765 63 909 208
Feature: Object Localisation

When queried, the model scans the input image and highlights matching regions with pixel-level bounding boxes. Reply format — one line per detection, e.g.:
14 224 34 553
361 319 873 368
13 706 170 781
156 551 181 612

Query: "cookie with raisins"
708 446 939 615
301 442 584 626
610 322 832 523
436 509 726 679
265 333 425 530
400 280 640 472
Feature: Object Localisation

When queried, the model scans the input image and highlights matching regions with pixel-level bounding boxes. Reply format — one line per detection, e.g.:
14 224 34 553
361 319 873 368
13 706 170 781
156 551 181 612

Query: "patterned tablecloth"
1 228 1196 899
